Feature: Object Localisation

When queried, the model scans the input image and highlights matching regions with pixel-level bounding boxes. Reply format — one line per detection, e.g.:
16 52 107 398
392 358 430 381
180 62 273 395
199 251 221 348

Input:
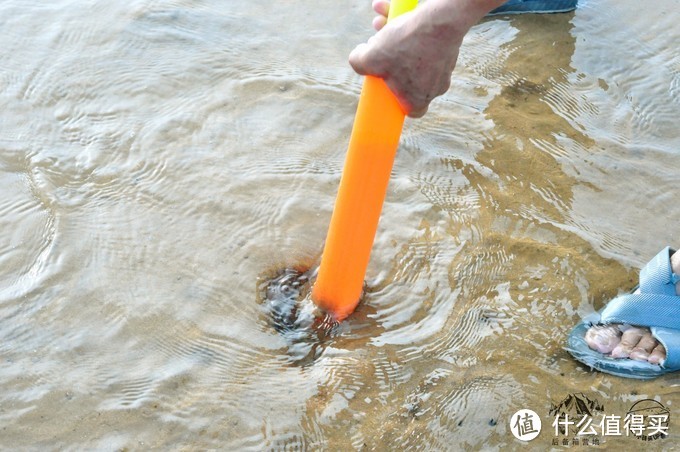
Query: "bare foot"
585 250 680 365
585 324 667 364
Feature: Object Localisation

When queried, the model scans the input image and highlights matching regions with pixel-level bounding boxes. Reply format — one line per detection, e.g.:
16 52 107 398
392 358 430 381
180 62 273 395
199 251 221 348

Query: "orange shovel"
312 0 418 321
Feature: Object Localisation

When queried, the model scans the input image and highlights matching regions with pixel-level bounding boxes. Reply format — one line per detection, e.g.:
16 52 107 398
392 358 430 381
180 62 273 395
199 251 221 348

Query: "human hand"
370 0 391 31
349 0 502 117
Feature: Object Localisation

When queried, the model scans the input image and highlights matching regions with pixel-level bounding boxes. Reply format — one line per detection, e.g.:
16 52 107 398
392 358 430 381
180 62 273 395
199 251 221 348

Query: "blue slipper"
488 0 578 16
567 247 680 379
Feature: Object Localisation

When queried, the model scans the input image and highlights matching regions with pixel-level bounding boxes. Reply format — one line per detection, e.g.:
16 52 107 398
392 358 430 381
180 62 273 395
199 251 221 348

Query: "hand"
349 0 502 117
370 0 391 31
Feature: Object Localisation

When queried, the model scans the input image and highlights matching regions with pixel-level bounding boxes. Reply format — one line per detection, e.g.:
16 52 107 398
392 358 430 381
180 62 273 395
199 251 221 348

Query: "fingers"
380 77 419 116
405 81 450 118
373 0 390 17
350 2 459 119
352 64 440 118
372 0 390 30
349 42 377 77
350 53 418 116
372 15 387 31
408 106 428 118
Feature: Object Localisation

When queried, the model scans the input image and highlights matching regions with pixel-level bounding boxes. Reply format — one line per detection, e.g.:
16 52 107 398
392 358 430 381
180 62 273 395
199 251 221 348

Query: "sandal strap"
600 293 680 330
639 246 678 296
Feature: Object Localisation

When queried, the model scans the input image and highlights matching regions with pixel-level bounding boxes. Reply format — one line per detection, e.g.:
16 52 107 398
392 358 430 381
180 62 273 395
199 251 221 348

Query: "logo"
547 393 670 446
625 399 670 442
549 392 605 446
510 409 542 441
549 392 604 436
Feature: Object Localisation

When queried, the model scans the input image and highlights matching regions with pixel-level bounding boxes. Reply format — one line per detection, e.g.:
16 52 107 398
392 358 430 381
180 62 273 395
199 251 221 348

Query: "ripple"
0 158 57 305
415 169 481 224
544 72 600 130
2 0 679 449
461 19 522 85
449 242 512 295
411 375 523 449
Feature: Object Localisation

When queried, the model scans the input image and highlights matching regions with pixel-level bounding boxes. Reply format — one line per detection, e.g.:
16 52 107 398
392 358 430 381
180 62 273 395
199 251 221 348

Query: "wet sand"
1 0 679 449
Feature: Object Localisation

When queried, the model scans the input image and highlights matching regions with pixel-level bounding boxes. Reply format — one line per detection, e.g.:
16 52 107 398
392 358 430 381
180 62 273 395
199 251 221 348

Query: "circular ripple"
257 266 339 365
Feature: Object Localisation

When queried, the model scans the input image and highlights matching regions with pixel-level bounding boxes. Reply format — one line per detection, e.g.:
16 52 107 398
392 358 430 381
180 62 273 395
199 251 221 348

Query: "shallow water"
2 0 680 449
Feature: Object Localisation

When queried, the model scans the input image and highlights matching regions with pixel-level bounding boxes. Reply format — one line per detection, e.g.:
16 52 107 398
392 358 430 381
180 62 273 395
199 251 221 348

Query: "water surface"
1 0 679 449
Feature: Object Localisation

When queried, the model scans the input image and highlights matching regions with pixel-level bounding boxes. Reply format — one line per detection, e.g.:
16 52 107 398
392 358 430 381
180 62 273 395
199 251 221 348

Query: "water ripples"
2 0 680 449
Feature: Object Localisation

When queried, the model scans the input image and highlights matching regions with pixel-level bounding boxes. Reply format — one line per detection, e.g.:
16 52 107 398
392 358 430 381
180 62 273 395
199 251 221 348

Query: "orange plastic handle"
312 0 418 321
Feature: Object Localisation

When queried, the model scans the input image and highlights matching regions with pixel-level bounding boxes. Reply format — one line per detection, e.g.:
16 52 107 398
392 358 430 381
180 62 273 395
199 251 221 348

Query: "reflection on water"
1 0 679 449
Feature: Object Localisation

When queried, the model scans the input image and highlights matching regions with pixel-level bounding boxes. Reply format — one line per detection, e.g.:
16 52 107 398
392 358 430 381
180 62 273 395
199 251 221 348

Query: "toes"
648 343 667 365
611 327 646 358
585 324 622 354
628 332 658 361
585 323 667 365
672 250 680 295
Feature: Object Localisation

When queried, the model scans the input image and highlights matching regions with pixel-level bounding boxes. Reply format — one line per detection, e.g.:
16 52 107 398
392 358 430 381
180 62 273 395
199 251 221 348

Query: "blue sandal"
567 247 680 379
488 0 578 16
